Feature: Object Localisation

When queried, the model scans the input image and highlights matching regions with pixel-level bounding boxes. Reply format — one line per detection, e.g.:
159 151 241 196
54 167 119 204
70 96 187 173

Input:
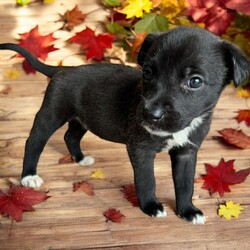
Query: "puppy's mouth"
143 123 173 137
142 115 203 138
142 121 181 136
138 104 183 135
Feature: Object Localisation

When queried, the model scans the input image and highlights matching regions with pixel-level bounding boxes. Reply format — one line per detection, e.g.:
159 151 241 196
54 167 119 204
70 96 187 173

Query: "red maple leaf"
68 27 115 61
121 184 139 207
225 0 250 16
185 0 235 35
202 158 250 196
235 110 250 127
0 184 49 222
109 11 132 26
103 208 125 223
73 180 94 196
219 128 250 149
17 25 58 74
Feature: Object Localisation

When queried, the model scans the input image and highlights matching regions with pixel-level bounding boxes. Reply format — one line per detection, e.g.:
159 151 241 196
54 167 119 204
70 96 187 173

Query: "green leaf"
16 0 30 6
235 13 250 31
103 0 121 7
106 22 129 35
134 13 168 34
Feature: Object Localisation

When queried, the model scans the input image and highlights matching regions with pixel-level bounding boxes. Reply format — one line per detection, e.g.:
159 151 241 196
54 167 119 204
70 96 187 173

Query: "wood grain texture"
0 1 249 249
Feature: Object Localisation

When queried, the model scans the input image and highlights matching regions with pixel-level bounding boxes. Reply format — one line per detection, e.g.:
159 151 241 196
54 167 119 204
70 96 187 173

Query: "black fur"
1 26 249 223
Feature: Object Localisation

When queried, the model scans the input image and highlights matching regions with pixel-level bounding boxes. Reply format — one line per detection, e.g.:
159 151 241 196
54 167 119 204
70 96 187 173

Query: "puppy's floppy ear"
137 33 161 66
222 41 250 87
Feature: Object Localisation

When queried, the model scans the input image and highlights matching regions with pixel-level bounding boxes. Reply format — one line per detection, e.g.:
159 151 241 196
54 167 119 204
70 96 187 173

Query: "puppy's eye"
143 67 153 81
187 76 204 89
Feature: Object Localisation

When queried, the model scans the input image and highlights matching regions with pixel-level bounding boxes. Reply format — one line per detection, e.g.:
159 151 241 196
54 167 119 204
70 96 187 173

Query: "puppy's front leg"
169 147 205 224
127 146 167 217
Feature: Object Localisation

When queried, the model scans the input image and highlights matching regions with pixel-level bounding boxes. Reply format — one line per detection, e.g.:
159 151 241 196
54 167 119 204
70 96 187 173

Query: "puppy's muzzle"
143 103 181 124
143 105 164 122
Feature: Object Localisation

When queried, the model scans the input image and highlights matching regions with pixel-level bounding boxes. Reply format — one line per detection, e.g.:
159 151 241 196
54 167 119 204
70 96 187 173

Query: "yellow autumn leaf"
43 0 55 3
236 87 250 98
218 201 244 220
4 68 21 79
160 0 187 22
119 0 152 19
91 170 105 179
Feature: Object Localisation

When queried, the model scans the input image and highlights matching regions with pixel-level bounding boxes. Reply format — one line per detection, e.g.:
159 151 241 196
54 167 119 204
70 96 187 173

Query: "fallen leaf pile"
9 1 250 81
0 184 49 222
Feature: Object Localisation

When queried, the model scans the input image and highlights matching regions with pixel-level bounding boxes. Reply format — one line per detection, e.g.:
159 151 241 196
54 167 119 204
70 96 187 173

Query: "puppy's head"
137 27 249 135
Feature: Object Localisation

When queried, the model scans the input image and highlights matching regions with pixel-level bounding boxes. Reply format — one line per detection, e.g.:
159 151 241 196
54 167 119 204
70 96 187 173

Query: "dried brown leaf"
219 128 250 149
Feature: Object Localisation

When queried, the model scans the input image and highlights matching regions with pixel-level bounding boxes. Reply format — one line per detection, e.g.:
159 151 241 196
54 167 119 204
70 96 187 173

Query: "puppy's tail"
0 43 59 78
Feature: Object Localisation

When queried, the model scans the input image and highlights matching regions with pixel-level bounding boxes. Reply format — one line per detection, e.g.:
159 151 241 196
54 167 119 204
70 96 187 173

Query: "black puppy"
1 27 249 224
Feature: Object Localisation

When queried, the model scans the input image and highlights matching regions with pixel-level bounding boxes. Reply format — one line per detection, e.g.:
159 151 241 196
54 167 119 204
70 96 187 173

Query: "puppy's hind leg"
21 109 66 188
64 119 94 166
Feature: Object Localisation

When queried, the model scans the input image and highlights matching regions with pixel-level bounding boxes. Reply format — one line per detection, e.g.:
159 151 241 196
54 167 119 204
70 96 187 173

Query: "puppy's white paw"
153 209 167 218
21 175 44 188
191 214 206 225
78 156 95 166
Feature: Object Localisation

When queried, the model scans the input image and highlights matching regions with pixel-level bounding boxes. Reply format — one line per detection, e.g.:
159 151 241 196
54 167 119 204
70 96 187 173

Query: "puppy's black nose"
143 106 164 122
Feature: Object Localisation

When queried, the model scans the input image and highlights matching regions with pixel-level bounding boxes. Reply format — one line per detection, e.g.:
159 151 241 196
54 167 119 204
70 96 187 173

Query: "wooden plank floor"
0 1 249 249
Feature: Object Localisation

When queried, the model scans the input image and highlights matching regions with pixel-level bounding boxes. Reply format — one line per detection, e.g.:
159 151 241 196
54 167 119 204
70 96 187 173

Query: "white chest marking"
144 116 204 151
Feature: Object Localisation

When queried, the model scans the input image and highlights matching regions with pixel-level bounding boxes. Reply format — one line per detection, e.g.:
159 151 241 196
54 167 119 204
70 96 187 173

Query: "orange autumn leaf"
131 32 147 58
152 0 161 8
219 128 250 149
58 155 75 164
60 5 87 31
235 109 250 127
236 88 250 98
73 180 94 196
